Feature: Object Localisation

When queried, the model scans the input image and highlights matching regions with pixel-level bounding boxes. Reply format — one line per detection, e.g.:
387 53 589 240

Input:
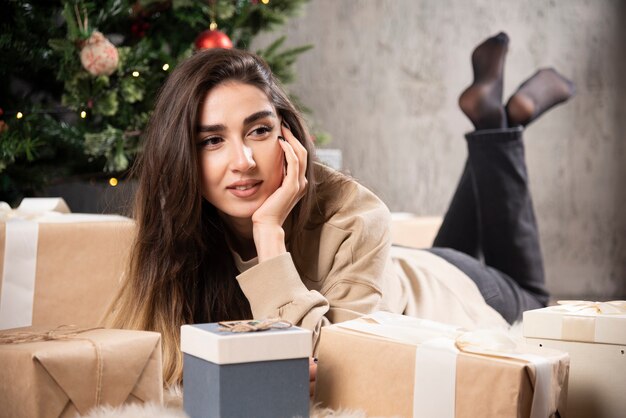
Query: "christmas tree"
0 0 312 206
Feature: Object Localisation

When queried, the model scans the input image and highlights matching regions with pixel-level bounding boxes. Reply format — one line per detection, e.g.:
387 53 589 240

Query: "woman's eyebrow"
197 123 225 133
197 110 276 133
243 110 276 125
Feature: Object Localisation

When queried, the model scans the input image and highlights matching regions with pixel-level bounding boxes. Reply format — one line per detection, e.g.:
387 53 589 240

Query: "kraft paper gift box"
0 198 135 330
523 300 626 418
181 320 312 418
315 312 569 418
390 213 443 249
0 326 163 418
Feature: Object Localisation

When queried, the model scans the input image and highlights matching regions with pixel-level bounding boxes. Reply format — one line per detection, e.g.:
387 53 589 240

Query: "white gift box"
523 301 626 418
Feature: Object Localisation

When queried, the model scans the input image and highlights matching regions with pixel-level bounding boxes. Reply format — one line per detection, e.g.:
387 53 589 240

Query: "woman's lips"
227 180 262 198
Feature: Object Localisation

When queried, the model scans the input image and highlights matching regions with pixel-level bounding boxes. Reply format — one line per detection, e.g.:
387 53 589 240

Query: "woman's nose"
230 142 256 172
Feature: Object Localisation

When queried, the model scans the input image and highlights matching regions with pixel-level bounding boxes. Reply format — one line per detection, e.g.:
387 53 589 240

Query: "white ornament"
80 31 119 76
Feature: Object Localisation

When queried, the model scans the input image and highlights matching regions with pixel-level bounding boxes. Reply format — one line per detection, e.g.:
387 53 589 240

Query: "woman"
107 32 574 387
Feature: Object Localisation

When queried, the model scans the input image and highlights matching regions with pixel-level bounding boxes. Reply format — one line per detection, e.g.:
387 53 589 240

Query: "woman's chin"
218 207 258 224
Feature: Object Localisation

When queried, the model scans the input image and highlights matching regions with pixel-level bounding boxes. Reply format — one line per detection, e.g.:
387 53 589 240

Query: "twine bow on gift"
218 318 293 333
0 325 105 407
554 300 626 315
0 324 100 344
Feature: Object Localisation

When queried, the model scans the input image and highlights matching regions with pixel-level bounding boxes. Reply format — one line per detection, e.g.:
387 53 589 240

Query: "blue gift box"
181 321 312 418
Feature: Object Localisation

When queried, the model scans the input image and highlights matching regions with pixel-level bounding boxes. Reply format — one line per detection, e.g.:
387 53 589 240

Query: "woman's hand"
309 357 318 398
251 122 308 262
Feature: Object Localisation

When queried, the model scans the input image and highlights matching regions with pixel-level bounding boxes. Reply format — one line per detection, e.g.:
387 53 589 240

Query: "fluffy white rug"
81 403 187 418
80 383 381 418
81 402 387 418
81 384 396 418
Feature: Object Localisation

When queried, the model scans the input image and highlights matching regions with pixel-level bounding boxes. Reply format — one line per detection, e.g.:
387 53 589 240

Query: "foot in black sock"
459 32 509 130
506 68 575 127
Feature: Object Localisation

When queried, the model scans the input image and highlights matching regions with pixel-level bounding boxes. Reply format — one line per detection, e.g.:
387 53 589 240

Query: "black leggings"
428 127 550 324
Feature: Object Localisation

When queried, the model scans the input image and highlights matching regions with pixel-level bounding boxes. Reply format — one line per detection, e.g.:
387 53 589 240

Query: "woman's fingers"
278 138 300 192
249 122 308 238
282 123 307 164
309 357 317 381
281 122 308 197
309 357 317 398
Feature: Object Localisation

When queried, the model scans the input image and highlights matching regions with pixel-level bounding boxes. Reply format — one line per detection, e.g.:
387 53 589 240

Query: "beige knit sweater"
234 164 508 353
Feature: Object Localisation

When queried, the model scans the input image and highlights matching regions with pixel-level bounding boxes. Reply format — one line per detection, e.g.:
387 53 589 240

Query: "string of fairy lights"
3 64 168 119
2 64 171 187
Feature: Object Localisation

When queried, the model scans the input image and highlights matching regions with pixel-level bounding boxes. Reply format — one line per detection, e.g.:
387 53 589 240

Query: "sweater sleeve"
236 252 332 349
236 174 398 353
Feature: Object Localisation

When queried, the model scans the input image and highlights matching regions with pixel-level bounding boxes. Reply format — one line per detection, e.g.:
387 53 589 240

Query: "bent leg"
435 32 510 259
433 162 481 259
427 247 547 323
465 127 550 305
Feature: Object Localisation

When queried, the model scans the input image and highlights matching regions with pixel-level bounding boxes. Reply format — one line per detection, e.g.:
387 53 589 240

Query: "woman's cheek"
199 150 226 198
254 139 284 173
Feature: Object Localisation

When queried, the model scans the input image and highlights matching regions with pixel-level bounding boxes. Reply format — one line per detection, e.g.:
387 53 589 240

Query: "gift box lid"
523 301 626 345
1 197 131 223
16 197 71 213
181 321 312 365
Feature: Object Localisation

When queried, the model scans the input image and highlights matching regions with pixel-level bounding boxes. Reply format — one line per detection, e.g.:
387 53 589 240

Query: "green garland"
0 0 312 205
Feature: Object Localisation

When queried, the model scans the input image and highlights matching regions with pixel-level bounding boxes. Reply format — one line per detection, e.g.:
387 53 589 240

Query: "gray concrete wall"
253 0 626 300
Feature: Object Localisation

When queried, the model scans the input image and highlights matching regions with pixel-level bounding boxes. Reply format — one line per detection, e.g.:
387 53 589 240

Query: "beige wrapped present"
315 312 569 418
0 198 135 330
390 213 442 249
0 326 163 418
524 300 626 418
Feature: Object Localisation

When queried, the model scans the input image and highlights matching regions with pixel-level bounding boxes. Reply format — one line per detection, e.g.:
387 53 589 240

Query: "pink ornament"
80 31 119 76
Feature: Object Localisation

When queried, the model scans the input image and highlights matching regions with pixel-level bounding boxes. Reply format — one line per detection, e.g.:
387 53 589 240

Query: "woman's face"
197 81 285 224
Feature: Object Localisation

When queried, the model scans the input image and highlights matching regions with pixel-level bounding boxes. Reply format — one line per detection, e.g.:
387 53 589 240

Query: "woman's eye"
199 136 223 148
249 125 273 139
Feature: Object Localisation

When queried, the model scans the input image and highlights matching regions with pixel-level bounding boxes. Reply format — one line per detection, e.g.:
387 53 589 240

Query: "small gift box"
315 312 569 418
524 300 626 418
0 326 163 418
181 319 312 418
0 198 135 330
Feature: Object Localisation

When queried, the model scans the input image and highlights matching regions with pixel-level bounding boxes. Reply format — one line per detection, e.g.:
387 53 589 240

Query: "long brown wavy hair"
106 49 317 386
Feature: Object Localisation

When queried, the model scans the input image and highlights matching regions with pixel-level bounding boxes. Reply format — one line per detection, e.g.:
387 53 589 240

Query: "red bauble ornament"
194 29 233 50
